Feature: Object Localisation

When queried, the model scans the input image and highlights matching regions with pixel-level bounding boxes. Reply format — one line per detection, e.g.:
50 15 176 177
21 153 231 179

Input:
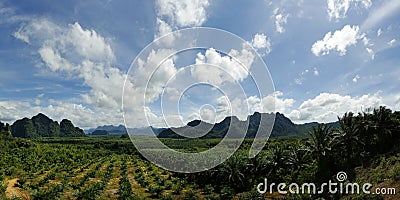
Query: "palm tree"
337 112 363 167
359 106 396 154
288 142 310 176
250 152 271 179
307 124 335 158
306 124 336 182
373 106 395 151
217 154 249 191
268 145 288 180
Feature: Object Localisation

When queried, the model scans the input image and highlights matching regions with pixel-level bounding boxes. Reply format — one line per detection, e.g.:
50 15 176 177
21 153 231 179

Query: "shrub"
160 194 174 200
184 189 199 200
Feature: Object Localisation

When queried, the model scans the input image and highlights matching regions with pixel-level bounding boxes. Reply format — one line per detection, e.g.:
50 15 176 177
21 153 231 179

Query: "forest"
0 106 399 199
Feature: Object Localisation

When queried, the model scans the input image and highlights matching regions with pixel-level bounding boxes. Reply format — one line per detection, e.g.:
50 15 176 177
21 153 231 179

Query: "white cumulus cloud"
11 18 139 128
192 47 255 85
289 92 382 123
156 0 209 27
311 25 364 56
250 33 271 56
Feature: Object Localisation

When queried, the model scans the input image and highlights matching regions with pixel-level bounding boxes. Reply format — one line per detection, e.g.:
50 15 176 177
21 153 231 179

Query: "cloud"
15 20 115 64
0 100 122 129
361 0 400 30
11 18 133 127
327 0 371 21
14 20 122 109
289 92 383 123
388 39 396 46
213 91 399 125
235 91 295 117
154 18 175 43
192 47 255 85
352 74 360 82
377 28 383 36
250 33 271 56
366 48 374 60
294 68 318 85
313 68 319 76
154 0 210 43
154 1 210 45
273 9 288 33
311 25 364 56
155 0 209 28
199 106 216 123
184 91 295 123
261 91 295 114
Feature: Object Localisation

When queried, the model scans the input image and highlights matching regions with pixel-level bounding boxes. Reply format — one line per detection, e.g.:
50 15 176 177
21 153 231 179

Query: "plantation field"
0 137 233 200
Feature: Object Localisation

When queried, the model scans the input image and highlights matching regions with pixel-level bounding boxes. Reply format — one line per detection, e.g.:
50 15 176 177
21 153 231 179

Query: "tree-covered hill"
10 113 85 138
158 112 340 138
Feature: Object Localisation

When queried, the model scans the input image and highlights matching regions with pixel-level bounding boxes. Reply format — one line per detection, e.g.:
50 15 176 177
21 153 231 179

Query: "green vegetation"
0 122 12 137
0 106 399 199
10 113 84 138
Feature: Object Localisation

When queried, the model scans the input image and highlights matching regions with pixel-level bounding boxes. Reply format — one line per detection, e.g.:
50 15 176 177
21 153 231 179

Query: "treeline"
183 106 400 198
313 106 400 182
7 113 85 138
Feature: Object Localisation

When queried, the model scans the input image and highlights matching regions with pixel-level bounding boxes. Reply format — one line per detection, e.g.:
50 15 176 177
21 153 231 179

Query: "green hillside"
10 113 85 138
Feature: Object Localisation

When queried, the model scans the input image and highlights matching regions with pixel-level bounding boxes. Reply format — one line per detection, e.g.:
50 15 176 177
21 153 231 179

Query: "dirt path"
5 178 30 200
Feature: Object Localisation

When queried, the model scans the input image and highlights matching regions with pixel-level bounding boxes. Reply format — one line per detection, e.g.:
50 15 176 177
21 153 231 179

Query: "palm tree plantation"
0 106 399 199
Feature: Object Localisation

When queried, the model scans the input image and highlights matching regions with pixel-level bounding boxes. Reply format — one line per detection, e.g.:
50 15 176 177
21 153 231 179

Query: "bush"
202 184 214 195
220 186 234 200
17 177 27 187
388 165 400 181
184 189 199 200
0 180 6 195
147 185 163 198
238 192 263 200
160 194 174 200
172 184 182 194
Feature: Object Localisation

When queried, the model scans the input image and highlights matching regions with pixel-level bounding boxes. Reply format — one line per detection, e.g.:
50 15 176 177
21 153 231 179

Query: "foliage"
60 119 85 137
1 107 400 199
0 121 12 137
11 117 37 138
11 113 84 138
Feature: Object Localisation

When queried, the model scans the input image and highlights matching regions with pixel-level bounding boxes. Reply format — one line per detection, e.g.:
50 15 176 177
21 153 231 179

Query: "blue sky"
0 0 399 128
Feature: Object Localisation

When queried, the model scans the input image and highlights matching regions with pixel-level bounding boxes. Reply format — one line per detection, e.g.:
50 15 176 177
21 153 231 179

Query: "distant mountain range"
157 112 339 138
85 125 165 136
3 112 339 139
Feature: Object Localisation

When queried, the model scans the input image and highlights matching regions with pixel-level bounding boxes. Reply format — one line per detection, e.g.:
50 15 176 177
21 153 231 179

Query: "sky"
0 0 399 129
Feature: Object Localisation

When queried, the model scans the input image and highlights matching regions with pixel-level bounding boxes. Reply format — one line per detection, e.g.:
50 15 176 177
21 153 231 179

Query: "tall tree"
306 124 337 183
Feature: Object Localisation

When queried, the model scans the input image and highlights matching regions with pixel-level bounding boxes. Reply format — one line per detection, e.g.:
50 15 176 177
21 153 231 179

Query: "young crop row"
73 158 114 199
